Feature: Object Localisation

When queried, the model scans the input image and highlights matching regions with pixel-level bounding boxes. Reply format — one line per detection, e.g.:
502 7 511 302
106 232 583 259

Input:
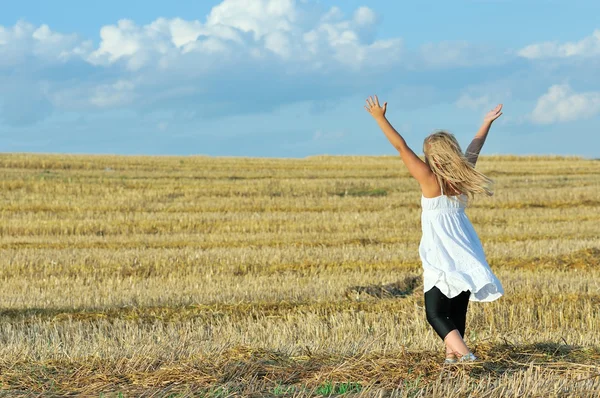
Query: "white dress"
419 188 504 302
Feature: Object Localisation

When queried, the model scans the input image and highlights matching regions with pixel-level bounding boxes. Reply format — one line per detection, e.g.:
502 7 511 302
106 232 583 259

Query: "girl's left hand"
483 104 503 123
364 95 387 119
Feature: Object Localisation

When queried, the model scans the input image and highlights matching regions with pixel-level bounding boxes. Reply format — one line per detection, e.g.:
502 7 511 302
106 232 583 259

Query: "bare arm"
466 104 503 166
365 96 434 185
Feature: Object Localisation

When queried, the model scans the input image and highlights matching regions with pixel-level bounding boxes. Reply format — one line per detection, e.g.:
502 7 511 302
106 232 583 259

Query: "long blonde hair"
423 131 493 201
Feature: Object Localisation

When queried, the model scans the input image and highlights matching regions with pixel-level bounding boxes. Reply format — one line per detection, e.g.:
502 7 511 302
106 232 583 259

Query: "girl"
364 96 504 363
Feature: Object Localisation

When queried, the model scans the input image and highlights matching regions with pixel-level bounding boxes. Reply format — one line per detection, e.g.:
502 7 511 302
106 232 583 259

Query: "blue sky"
1 0 599 157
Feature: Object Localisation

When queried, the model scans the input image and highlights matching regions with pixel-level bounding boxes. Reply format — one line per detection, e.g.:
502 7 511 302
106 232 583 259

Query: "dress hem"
424 282 504 303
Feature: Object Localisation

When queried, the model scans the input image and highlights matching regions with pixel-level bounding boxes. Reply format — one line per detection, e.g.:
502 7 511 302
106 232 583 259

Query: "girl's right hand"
364 95 387 119
483 104 503 123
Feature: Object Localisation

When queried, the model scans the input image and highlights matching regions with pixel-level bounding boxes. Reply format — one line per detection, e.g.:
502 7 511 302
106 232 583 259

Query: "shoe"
459 353 478 362
444 351 457 364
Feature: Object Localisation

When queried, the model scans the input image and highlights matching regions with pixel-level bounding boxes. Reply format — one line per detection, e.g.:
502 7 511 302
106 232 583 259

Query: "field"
0 153 599 397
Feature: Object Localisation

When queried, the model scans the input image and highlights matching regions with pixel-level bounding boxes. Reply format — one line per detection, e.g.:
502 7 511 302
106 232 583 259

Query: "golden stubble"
0 153 599 396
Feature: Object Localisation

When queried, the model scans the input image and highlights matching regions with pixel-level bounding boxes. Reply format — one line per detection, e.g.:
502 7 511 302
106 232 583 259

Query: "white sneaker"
459 353 478 362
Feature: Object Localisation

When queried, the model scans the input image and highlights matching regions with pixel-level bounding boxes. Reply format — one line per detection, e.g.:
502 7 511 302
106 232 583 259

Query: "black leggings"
424 286 470 340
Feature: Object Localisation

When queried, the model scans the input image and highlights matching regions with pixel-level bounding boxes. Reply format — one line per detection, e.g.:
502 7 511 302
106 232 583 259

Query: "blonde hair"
423 131 493 201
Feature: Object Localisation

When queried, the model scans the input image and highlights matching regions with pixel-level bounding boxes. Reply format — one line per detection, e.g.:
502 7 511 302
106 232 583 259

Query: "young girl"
364 95 504 363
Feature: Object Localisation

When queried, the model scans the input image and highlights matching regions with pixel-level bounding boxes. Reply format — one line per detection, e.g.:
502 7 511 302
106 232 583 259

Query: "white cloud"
354 7 377 26
83 1 397 71
32 24 91 61
0 1 403 126
0 1 406 128
206 0 296 40
518 29 600 59
531 84 600 124
89 21 139 66
79 0 398 73
166 18 205 48
0 0 518 127
320 6 343 23
264 31 292 58
301 15 401 70
0 20 91 67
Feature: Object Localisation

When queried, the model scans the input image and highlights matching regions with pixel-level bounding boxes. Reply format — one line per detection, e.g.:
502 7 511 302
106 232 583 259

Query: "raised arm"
465 104 503 166
364 96 434 185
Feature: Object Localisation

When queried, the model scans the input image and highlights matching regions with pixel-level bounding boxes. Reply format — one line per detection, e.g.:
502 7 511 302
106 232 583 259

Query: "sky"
1 0 599 157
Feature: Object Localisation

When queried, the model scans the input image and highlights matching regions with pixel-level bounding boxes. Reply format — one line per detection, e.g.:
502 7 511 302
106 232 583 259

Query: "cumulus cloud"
0 21 91 67
0 0 513 127
0 21 92 125
85 0 399 71
353 7 377 26
1 1 402 125
531 84 600 124
518 29 600 59
206 0 296 40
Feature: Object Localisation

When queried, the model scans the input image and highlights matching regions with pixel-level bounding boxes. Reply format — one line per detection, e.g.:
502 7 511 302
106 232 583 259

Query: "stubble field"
0 153 599 397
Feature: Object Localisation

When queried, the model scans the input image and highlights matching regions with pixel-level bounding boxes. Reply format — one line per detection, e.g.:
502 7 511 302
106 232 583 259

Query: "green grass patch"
315 381 362 395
